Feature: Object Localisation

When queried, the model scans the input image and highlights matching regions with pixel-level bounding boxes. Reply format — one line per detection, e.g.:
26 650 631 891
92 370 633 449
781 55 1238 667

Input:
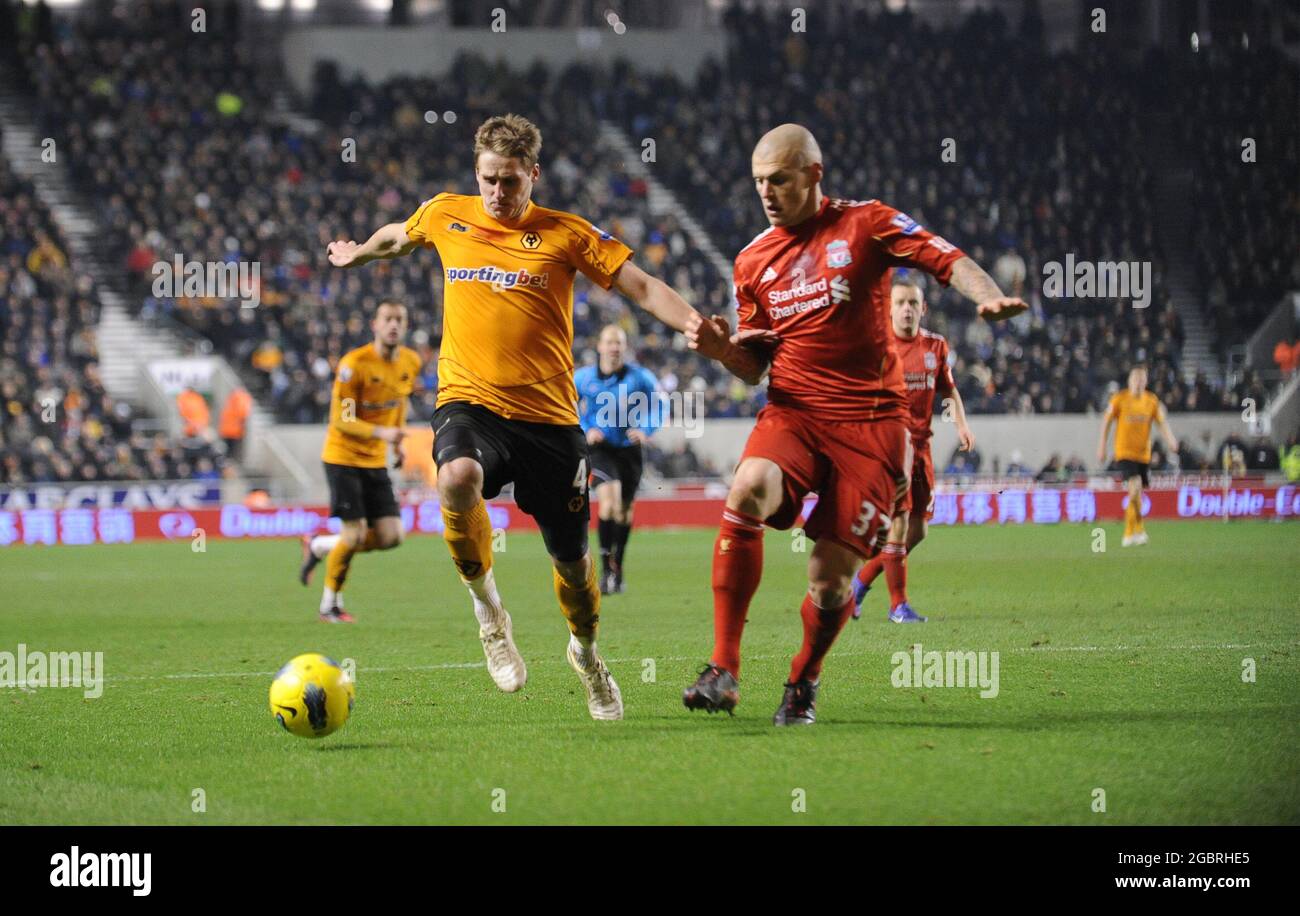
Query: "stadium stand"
0 148 226 484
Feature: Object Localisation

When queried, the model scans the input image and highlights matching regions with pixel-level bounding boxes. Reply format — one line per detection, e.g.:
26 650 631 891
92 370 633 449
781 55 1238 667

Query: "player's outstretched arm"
949 257 1028 321
949 387 976 451
1157 403 1179 455
327 222 418 268
613 260 729 360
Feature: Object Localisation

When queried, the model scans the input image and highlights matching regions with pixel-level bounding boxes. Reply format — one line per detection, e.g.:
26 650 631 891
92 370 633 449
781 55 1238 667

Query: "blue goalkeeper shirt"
574 362 661 448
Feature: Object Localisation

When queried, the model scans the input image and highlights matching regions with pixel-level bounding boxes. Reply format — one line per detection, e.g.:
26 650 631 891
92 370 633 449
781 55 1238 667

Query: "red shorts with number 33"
739 404 911 558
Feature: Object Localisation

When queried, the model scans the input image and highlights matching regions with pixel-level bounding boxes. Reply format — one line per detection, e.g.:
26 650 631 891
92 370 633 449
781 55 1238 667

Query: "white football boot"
479 611 527 692
566 638 623 720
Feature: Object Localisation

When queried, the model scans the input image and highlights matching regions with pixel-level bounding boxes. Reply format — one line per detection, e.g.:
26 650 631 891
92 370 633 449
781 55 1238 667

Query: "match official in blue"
575 324 662 595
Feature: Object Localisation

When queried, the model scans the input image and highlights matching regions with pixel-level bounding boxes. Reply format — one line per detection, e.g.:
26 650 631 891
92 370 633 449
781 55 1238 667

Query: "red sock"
882 542 908 609
789 593 855 684
856 553 885 590
710 508 765 678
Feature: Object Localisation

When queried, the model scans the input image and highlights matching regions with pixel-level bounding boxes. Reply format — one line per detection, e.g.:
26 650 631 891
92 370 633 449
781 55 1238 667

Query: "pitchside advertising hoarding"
0 480 1298 547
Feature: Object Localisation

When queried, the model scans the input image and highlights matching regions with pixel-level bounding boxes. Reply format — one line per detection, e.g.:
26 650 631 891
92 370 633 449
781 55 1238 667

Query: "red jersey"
733 197 966 421
895 327 955 444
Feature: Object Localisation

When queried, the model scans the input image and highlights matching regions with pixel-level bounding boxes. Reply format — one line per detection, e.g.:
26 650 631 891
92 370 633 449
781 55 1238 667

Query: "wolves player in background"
327 114 728 720
575 324 661 595
300 301 420 622
851 271 975 623
683 124 1025 725
1097 365 1178 546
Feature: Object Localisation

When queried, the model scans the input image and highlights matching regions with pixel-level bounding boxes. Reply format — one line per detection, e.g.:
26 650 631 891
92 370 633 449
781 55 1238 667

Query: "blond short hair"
474 114 542 169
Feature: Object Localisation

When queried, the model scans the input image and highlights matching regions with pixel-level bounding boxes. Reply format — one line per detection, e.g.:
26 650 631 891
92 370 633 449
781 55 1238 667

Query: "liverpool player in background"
850 271 975 623
575 324 662 595
683 123 1026 725
1097 365 1178 546
326 114 728 720
300 300 420 622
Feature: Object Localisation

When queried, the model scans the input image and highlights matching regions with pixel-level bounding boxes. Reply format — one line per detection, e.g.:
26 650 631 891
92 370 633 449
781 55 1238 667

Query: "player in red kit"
683 124 1025 725
850 271 976 623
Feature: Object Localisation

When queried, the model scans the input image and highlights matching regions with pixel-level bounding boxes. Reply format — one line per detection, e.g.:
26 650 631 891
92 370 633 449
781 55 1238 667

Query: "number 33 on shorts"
849 499 890 540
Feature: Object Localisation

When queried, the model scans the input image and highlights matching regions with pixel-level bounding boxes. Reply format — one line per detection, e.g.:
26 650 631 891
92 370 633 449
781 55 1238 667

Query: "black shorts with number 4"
589 441 644 508
432 401 590 562
1116 459 1150 488
324 462 400 522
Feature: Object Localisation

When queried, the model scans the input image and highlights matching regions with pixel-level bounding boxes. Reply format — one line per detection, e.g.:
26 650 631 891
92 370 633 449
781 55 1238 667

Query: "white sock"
569 634 596 670
311 534 340 559
320 588 342 614
466 568 505 629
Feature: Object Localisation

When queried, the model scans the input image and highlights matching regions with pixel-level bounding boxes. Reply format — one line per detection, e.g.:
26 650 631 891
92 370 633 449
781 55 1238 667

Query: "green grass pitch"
2 520 1297 825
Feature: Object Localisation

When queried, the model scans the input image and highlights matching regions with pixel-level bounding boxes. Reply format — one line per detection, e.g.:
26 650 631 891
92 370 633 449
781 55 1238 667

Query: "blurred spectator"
219 386 252 460
1246 436 1279 471
1281 436 1300 482
176 387 213 440
1274 338 1299 377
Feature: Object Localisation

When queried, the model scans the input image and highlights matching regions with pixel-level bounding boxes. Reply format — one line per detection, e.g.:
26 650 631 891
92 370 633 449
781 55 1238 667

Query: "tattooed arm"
949 257 1028 321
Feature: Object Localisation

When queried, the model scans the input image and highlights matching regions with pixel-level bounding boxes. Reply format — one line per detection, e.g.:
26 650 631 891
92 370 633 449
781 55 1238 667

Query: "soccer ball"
269 653 355 738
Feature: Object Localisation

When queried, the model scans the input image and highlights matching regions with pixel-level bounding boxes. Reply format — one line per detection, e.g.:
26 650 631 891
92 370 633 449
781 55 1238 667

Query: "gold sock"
1124 501 1137 538
554 564 600 643
324 537 356 592
442 500 494 581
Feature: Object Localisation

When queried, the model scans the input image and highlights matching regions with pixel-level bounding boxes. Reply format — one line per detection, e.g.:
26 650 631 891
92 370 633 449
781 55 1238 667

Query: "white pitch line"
102 644 1277 683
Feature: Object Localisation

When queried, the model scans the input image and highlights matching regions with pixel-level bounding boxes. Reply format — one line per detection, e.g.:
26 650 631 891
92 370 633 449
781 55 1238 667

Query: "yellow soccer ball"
269 653 355 738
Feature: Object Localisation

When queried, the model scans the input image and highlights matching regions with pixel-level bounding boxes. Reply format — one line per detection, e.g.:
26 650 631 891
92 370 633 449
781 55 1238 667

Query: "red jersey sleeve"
936 337 956 397
733 264 770 333
868 203 967 285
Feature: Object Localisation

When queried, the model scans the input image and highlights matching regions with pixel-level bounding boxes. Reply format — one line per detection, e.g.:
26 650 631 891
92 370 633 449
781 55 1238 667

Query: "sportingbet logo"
445 265 549 292
49 847 151 896
767 275 849 318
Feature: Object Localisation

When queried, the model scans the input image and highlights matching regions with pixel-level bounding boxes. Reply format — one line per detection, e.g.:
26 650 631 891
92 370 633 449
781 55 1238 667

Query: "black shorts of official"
432 401 590 562
589 441 644 508
324 461 400 522
1116 459 1150 488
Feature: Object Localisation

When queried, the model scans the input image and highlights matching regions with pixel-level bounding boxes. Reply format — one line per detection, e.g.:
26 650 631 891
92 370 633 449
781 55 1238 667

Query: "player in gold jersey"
1098 365 1179 546
325 114 728 719
299 301 422 621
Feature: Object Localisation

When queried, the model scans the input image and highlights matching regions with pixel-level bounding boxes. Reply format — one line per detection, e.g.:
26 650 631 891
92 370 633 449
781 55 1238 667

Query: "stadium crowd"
5 2 1295 484
601 5 1282 415
0 149 226 485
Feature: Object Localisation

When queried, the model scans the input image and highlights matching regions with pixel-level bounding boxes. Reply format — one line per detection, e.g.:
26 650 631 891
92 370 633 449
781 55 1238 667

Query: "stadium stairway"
596 120 738 313
1149 118 1218 384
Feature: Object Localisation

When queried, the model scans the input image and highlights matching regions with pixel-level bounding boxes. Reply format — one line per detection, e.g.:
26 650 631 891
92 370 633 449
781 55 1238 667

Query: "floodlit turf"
2 520 1297 825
